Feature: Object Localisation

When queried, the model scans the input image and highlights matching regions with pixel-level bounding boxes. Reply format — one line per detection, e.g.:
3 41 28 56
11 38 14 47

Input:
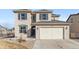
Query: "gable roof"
66 13 79 22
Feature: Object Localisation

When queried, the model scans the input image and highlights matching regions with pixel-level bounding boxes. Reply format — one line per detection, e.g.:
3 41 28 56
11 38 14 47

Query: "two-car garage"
40 28 64 39
32 22 70 40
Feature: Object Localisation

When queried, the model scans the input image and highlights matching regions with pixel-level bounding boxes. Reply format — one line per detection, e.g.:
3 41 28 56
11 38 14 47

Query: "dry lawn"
20 40 35 49
0 40 27 49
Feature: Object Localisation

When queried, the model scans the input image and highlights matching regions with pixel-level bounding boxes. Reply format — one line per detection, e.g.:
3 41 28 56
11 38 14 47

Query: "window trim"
39 13 48 20
19 25 28 34
18 13 27 20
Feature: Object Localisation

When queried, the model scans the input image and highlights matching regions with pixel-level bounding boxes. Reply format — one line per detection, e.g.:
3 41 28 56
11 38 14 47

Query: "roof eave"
66 15 72 22
32 23 70 26
13 9 32 13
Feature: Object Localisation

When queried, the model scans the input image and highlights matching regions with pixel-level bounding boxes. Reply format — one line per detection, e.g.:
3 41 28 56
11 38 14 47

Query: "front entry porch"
31 26 36 38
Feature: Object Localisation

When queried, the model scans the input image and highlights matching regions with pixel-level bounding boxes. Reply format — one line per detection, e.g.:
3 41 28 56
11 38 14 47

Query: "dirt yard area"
19 40 35 49
0 37 36 49
0 39 27 49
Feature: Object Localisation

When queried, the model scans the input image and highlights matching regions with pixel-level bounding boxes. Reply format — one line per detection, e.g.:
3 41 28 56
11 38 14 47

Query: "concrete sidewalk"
33 39 79 49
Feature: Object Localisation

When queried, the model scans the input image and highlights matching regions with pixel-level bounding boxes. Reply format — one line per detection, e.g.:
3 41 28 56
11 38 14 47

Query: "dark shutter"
18 13 20 20
39 14 42 20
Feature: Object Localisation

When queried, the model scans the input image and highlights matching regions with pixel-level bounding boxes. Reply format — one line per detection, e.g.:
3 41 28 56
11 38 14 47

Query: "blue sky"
0 9 79 28
0 9 14 29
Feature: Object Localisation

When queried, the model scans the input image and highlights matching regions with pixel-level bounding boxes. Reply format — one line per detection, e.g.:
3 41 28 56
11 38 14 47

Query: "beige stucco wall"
51 17 59 20
64 26 70 39
14 13 32 40
36 25 70 40
36 13 52 22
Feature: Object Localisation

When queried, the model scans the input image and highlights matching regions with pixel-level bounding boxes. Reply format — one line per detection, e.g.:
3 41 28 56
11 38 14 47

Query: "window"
40 14 48 20
18 13 27 20
32 15 36 22
19 25 28 33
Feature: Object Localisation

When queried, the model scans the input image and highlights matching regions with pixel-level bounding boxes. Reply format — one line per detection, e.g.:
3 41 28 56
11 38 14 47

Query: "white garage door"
40 28 63 39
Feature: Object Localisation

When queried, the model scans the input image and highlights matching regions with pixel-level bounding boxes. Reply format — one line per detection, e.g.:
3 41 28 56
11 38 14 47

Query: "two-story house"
67 13 79 38
13 9 70 40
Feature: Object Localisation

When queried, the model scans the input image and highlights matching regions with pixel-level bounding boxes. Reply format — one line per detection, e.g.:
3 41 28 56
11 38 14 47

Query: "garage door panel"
51 28 63 39
40 28 51 39
40 28 63 39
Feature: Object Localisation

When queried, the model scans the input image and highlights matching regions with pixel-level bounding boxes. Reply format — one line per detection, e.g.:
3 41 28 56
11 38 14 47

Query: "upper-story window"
18 13 27 20
40 14 48 20
32 15 36 22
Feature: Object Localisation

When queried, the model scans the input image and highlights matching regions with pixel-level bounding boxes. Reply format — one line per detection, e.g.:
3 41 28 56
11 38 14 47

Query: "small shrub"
17 39 26 43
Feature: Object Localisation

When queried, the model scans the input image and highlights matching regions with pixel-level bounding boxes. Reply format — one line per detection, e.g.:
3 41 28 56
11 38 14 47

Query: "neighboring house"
7 28 15 38
13 9 70 40
0 25 8 38
67 13 79 38
8 28 15 34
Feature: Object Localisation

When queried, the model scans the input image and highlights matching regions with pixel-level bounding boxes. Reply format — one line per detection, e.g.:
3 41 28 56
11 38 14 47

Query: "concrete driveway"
33 39 79 49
